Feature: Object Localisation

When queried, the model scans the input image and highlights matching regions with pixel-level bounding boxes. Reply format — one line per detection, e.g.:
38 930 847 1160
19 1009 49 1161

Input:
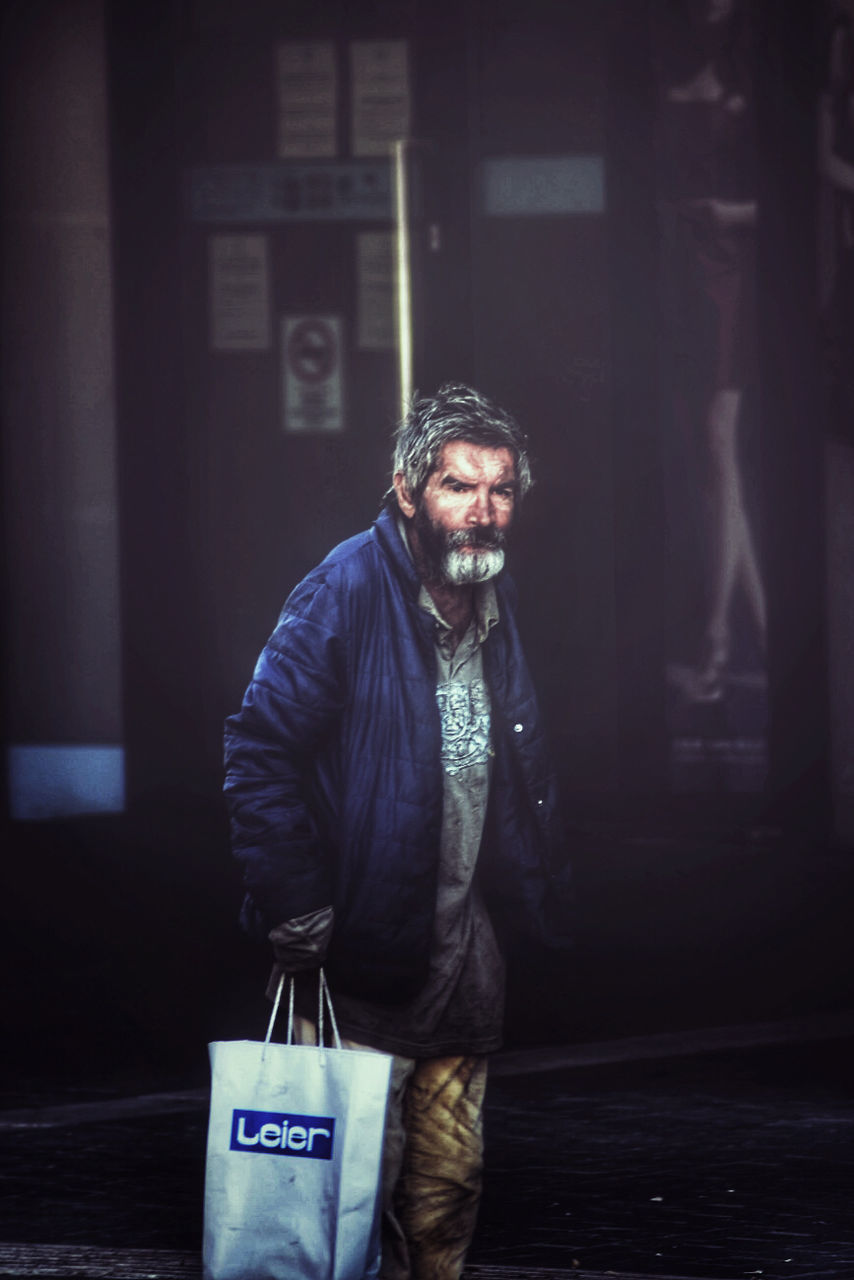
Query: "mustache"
444 526 506 551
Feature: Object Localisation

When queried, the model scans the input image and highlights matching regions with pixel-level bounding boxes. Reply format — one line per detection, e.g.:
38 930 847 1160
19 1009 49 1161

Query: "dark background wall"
2 0 852 1086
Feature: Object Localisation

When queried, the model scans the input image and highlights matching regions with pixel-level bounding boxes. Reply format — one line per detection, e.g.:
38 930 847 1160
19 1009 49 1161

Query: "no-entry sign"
282 315 344 431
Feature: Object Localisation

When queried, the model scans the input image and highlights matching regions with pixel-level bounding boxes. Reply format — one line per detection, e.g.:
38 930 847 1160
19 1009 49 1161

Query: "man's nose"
468 487 493 524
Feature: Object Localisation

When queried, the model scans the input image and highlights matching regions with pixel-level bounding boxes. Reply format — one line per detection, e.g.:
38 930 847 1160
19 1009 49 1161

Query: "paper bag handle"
317 968 342 1049
263 968 342 1058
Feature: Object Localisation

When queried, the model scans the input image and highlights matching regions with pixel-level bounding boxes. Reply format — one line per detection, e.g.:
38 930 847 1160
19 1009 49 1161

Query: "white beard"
442 546 505 585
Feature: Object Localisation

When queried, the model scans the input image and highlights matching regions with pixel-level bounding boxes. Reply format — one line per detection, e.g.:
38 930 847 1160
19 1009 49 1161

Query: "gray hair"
386 383 532 507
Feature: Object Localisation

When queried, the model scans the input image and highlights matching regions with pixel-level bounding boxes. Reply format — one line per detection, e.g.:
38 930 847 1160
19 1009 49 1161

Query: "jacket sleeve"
223 574 347 933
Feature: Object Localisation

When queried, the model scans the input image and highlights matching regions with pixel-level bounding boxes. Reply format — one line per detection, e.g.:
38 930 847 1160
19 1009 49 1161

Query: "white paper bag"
203 972 392 1280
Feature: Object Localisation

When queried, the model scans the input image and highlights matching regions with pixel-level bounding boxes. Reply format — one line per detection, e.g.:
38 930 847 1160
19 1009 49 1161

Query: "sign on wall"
209 234 271 351
480 156 605 217
275 41 337 159
282 315 344 432
187 162 393 223
356 231 396 351
351 40 410 157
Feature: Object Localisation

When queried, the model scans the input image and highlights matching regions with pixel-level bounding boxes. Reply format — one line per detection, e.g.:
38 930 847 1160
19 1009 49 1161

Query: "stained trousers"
294 1017 488 1280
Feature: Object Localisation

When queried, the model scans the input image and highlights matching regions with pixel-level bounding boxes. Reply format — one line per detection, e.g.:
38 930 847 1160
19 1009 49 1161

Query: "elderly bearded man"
224 383 572 1280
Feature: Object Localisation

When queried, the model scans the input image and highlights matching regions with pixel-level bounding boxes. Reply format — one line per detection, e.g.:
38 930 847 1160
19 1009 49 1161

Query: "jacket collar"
371 504 424 601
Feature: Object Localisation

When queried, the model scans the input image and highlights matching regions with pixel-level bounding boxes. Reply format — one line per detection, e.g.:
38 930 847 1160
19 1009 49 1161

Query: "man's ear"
393 472 416 519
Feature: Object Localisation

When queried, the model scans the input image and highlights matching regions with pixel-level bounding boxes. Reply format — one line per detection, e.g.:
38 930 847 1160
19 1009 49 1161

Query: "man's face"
395 440 517 586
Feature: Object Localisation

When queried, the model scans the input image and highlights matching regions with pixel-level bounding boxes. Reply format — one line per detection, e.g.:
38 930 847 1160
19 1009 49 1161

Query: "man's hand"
268 904 335 973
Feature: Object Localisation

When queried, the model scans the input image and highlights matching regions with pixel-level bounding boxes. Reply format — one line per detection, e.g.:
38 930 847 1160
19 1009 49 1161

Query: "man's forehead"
432 440 516 478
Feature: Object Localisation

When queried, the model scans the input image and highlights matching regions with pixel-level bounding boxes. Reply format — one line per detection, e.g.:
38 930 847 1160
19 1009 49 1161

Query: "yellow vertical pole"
393 139 414 419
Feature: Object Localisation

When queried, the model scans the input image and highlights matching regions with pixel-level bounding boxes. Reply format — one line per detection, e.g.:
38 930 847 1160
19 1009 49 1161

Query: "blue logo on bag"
230 1109 335 1160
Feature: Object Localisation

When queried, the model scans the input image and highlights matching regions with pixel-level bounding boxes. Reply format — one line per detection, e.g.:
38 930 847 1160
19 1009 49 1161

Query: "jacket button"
537 798 544 806
513 723 523 733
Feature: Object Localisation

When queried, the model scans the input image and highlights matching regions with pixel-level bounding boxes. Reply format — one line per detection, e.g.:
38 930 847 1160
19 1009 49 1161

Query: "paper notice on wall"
351 40 410 157
276 41 337 159
209 234 271 351
357 232 397 351
282 315 344 432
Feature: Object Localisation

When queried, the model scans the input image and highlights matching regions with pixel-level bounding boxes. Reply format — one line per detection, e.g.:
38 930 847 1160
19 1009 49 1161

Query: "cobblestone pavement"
0 1030 852 1280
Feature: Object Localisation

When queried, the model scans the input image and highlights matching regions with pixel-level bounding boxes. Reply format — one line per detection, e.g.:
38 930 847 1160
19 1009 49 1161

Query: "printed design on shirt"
436 679 491 776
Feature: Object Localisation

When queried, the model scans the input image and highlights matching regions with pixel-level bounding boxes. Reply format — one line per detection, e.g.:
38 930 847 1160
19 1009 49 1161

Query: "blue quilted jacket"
223 506 571 1003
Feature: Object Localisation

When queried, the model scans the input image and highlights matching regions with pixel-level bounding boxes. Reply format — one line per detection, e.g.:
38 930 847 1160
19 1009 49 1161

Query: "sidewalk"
1 1014 852 1280
0 1246 724 1280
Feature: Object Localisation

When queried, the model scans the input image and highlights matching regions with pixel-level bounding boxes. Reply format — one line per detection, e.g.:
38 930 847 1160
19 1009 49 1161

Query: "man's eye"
494 487 514 500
